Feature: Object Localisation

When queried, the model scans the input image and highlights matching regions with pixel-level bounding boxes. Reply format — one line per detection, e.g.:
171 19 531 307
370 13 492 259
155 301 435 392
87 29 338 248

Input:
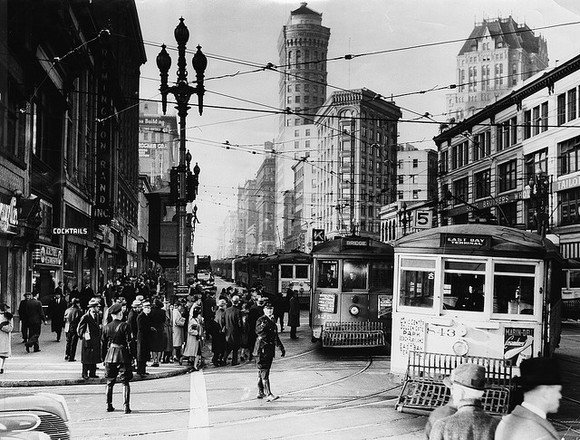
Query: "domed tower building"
276 3 330 250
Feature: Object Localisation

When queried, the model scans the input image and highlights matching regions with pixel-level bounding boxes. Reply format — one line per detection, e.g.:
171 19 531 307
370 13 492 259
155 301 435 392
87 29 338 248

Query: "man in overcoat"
211 299 227 366
247 296 264 361
224 295 243 366
77 298 102 379
136 300 154 377
17 292 32 343
127 299 142 363
48 291 67 342
429 363 498 440
63 298 82 361
101 303 133 414
23 292 46 353
254 302 285 402
494 357 562 440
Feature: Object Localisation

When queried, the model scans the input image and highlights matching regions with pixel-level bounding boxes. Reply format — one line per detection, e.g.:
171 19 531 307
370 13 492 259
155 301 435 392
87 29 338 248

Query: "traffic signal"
169 167 179 204
186 171 198 202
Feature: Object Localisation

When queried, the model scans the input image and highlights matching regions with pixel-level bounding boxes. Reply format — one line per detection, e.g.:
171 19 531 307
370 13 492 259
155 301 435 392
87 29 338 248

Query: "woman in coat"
136 301 153 377
0 304 14 373
172 303 186 362
162 302 173 363
77 298 102 379
148 299 166 367
182 307 203 369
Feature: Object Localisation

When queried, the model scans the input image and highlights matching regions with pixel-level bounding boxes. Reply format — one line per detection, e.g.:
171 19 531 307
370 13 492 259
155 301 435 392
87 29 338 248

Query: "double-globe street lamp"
156 17 207 285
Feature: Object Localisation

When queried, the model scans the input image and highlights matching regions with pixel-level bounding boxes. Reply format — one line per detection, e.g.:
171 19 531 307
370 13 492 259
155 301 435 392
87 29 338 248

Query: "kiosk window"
342 261 367 290
443 261 485 312
295 265 309 279
493 263 536 315
317 260 338 288
400 270 435 308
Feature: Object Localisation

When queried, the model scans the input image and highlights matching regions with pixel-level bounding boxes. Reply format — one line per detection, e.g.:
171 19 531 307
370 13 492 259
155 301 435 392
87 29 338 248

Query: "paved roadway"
1 277 579 439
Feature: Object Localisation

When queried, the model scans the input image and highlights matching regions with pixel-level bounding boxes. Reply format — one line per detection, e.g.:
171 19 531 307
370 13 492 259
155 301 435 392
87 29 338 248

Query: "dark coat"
148 306 166 352
23 298 45 326
79 287 94 311
136 312 153 362
425 404 457 439
48 297 67 332
63 305 83 334
287 295 300 328
254 315 284 369
224 305 243 347
430 399 498 440
77 312 102 364
494 404 560 440
101 320 132 364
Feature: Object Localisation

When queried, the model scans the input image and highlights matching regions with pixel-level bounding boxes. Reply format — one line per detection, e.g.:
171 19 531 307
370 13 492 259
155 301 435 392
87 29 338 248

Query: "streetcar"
393 224 564 415
310 236 394 348
233 254 265 288
260 250 312 307
562 261 580 320
212 258 234 281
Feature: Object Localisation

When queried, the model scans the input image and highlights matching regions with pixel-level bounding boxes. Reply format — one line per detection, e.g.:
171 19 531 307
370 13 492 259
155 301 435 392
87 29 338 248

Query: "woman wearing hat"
77 298 103 379
495 357 562 440
0 304 14 373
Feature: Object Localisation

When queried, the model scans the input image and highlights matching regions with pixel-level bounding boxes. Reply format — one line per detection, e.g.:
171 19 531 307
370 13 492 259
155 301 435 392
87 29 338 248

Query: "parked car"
0 393 70 440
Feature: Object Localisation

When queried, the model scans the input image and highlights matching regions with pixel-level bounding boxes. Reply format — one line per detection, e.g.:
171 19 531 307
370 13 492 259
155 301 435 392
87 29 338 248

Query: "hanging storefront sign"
32 244 63 267
0 197 18 234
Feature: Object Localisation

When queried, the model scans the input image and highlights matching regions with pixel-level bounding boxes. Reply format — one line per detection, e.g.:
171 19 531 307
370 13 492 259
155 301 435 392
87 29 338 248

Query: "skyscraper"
276 2 330 249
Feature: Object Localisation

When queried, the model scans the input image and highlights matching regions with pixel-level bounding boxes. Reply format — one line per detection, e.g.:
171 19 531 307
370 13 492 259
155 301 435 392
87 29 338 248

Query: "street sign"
414 210 433 229
175 284 190 296
312 228 325 243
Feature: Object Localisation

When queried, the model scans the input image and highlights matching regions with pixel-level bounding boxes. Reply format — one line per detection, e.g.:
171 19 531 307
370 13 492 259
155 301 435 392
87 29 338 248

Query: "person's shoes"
0 368 4 374
25 346 30 353
82 375 89 380
22 340 27 344
68 359 76 362
231 362 239 366
256 392 266 399
280 328 284 332
266 394 279 402
56 338 60 342
124 405 132 414
151 362 159 367
107 404 115 412
291 336 299 340
34 348 40 353
88 374 99 378
64 355 69 361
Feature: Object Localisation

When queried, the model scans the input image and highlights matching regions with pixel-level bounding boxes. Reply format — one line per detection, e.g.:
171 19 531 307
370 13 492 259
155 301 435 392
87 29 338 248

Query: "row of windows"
523 102 549 139
397 190 421 200
557 86 580 126
287 84 321 93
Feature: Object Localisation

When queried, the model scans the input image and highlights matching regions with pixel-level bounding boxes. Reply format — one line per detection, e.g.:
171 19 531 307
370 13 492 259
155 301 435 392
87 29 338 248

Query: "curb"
0 366 195 388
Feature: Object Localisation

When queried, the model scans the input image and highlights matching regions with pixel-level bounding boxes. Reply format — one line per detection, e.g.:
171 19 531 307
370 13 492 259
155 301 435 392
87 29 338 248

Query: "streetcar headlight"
349 305 360 316
452 339 469 356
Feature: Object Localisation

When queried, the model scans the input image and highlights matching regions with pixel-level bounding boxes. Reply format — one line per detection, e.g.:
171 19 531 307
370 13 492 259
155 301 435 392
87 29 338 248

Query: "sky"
134 0 580 257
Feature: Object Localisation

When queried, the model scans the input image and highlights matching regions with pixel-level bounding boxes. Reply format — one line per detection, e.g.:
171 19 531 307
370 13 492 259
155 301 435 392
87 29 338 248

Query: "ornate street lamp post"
156 17 206 285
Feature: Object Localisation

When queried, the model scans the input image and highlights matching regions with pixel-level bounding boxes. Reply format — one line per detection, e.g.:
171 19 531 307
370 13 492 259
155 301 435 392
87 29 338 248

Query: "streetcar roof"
261 251 312 264
394 224 562 261
311 236 394 257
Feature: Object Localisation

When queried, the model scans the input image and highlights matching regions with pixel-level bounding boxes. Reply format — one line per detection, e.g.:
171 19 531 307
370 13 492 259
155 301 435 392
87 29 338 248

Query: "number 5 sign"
414 210 432 229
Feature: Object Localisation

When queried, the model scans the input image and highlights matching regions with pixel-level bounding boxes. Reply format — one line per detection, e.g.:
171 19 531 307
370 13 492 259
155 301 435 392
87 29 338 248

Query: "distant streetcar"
260 250 312 307
310 236 394 348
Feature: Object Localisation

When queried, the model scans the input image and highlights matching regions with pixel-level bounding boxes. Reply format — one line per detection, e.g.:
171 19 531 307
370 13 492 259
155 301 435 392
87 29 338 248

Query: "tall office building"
446 16 548 121
276 3 330 249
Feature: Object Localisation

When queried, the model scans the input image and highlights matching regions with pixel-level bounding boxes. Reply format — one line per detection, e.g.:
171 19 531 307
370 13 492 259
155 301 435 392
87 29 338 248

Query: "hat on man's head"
141 300 151 308
514 357 562 391
263 301 274 309
71 298 80 304
24 292 32 296
88 298 101 308
443 363 487 390
136 295 144 301
108 303 123 315
131 299 142 308
0 303 9 312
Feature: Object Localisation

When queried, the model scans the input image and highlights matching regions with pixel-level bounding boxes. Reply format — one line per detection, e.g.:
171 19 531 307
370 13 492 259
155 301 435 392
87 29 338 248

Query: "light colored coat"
183 315 203 357
0 313 13 357
172 308 185 348
430 399 498 440
494 405 559 440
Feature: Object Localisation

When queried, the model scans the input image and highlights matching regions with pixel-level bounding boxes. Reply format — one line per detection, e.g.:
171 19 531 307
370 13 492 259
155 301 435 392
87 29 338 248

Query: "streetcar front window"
400 269 435 308
295 265 309 279
493 263 536 315
343 260 367 290
570 270 580 288
443 261 486 312
317 260 338 288
281 265 293 279
369 261 393 291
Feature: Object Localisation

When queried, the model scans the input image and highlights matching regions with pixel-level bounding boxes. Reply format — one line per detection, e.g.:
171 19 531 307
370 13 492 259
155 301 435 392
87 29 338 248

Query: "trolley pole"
157 18 207 285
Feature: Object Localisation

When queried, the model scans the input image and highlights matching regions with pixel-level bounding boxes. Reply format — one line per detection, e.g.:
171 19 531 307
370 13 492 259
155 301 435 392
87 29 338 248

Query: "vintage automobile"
0 393 70 440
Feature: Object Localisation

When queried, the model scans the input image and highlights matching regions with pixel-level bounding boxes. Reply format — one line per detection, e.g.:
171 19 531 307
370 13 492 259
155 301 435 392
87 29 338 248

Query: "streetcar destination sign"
440 233 491 249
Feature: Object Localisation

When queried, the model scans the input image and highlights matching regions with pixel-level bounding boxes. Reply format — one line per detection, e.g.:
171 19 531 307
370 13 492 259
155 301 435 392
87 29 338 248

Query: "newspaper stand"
396 351 513 416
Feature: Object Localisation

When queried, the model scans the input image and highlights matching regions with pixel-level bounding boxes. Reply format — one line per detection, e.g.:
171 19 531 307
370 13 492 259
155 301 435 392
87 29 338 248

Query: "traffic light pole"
157 18 207 286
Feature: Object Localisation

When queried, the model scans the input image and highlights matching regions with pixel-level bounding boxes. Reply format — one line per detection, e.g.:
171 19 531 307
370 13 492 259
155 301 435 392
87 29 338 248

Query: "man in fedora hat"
77 298 102 379
429 363 498 440
64 298 82 361
495 357 562 440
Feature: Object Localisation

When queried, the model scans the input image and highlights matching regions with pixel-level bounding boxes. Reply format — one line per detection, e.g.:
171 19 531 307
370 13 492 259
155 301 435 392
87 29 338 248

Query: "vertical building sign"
94 43 112 223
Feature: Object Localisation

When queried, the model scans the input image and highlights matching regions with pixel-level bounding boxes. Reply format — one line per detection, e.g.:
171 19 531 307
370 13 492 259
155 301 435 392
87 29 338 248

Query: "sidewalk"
0 327 192 387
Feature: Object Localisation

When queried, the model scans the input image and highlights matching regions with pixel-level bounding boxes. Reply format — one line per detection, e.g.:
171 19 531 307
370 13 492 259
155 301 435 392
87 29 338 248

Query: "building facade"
313 89 401 239
446 16 548 122
435 52 580 261
276 2 330 248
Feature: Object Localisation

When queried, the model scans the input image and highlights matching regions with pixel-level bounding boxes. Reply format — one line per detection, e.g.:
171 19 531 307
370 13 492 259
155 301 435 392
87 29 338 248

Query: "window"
398 175 404 184
474 169 491 199
523 110 531 139
1 77 27 161
443 260 486 312
342 261 367 291
474 131 491 160
413 190 419 199
569 88 577 122
498 159 517 192
558 94 566 126
317 260 338 288
369 261 393 291
541 102 548 132
281 265 293 279
397 191 403 200
533 107 540 136
451 141 468 169
560 135 580 175
453 177 469 202
493 263 536 315
412 159 418 168
294 129 299 137
399 258 436 308
561 188 580 225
